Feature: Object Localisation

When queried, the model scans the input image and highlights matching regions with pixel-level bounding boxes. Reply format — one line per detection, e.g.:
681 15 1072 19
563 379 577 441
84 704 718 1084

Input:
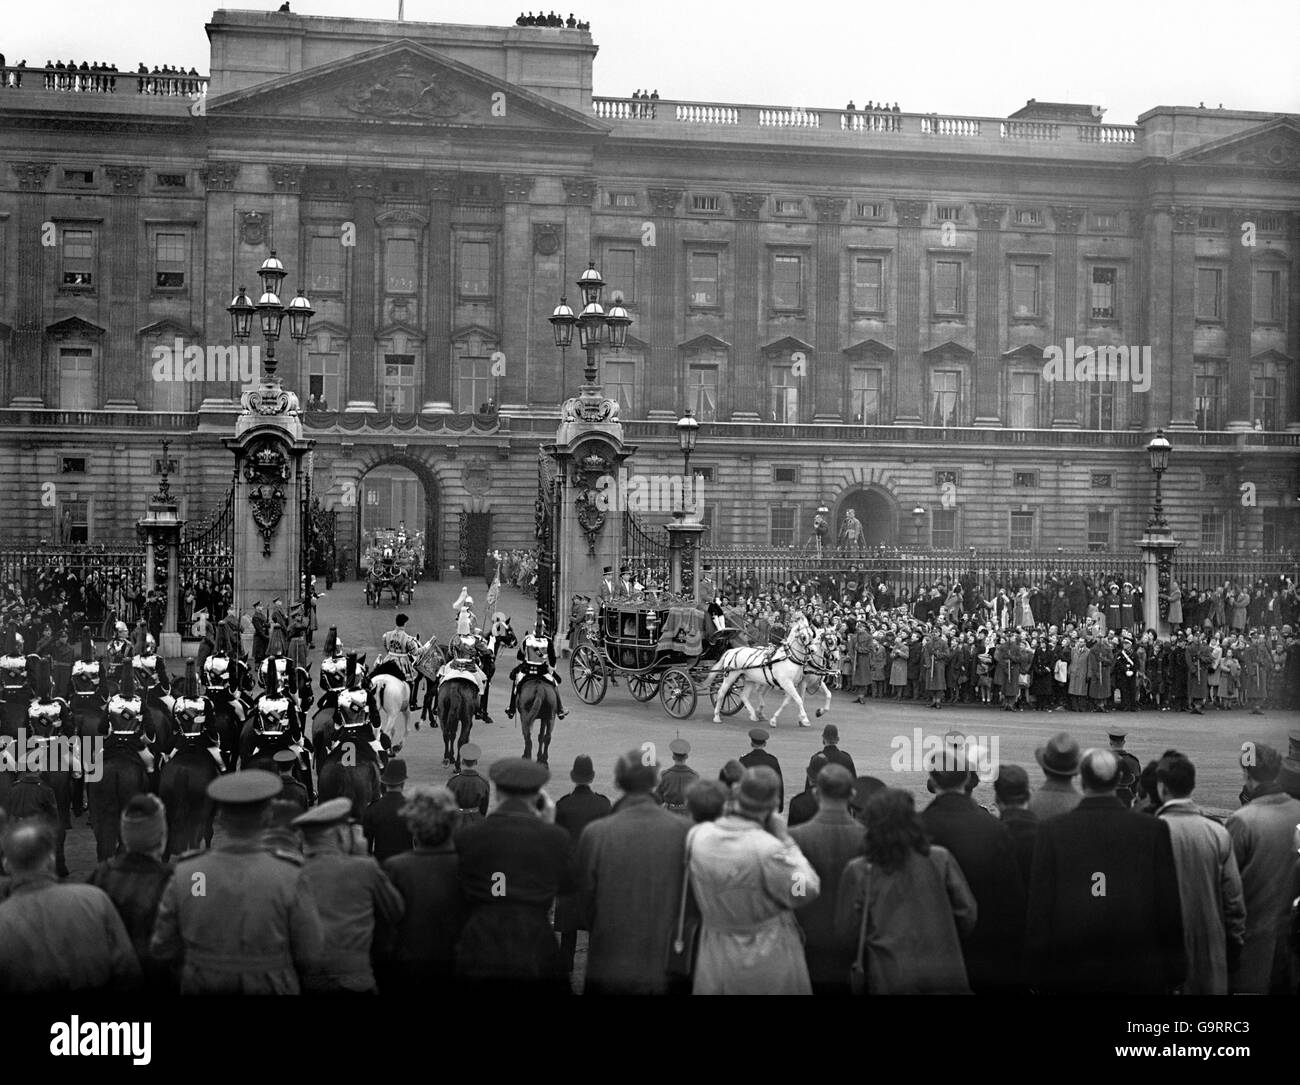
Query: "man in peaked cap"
1107 728 1142 808
453 757 574 988
293 797 405 994
363 757 414 862
273 748 309 811
447 743 491 825
819 723 856 777
150 770 324 994
653 738 699 814
739 727 784 813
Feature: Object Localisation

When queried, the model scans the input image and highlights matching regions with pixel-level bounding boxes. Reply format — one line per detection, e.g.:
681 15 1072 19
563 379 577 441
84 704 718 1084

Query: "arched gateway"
835 486 898 548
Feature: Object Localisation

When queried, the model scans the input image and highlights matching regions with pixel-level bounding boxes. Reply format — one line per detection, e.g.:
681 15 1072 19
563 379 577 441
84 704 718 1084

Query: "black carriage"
567 599 746 719
362 531 416 607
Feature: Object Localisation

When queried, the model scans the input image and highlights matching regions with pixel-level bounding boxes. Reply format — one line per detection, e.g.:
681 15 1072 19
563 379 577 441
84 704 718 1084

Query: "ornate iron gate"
458 511 491 577
1 543 147 630
178 486 235 631
535 447 559 634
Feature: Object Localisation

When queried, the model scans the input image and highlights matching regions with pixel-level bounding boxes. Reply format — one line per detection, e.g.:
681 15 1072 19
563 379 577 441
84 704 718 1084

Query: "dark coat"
85 852 175 992
921 793 1027 991
821 745 856 778
739 748 784 812
998 807 1039 886
1025 795 1185 994
454 799 574 986
379 842 464 996
554 784 612 933
362 790 414 864
787 790 818 827
788 807 864 991
576 792 689 995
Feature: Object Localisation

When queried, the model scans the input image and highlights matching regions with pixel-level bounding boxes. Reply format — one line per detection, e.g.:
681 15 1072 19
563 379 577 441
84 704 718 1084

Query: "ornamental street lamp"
228 250 314 383
1146 428 1172 531
912 505 926 549
550 261 631 391
676 409 699 519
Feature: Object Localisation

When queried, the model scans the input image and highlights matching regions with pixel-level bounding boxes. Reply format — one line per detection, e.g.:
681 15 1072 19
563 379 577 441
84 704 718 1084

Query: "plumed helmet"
183 658 199 700
345 651 359 689
80 625 94 663
263 655 280 697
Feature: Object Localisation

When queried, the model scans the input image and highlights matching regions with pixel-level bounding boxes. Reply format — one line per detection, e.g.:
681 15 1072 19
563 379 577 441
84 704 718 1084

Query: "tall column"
728 191 765 420
422 171 455 413
813 197 845 420
1290 212 1300 431
345 168 381 412
1168 205 1199 430
197 161 241 407
103 166 145 407
10 162 50 407
894 200 927 423
1140 206 1172 427
1224 207 1254 430
1049 205 1084 427
647 187 683 419
496 174 537 413
973 202 1007 426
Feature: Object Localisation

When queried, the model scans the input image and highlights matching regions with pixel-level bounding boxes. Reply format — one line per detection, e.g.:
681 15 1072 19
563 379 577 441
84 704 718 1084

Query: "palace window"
1197 212 1223 231
852 257 883 313
770 506 797 548
936 205 961 222
61 228 95 288
931 508 957 549
1011 264 1041 318
1090 472 1114 489
155 172 187 189
850 367 882 424
457 354 492 414
308 234 344 293
603 247 637 305
381 354 416 413
855 201 887 220
1254 269 1282 324
688 364 718 422
1014 209 1043 226
1193 360 1224 429
607 191 638 209
1262 508 1300 552
773 465 800 484
605 358 635 417
385 239 418 294
1086 382 1115 430
58 347 95 410
688 251 720 308
1196 267 1223 320
306 353 341 409
928 370 960 427
60 457 86 474
769 365 799 423
459 240 491 298
1251 373 1277 431
1013 471 1038 488
154 232 188 290
59 498 89 544
771 254 804 310
775 198 804 216
933 261 963 315
1009 372 1040 428
1087 510 1112 552
1093 212 1118 230
1009 510 1035 551
690 194 721 213
1200 511 1226 550
1090 266 1116 319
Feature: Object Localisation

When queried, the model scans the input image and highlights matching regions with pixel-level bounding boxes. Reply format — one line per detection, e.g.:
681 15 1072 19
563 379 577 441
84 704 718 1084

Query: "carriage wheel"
659 667 697 719
709 671 746 716
628 672 660 702
569 644 608 706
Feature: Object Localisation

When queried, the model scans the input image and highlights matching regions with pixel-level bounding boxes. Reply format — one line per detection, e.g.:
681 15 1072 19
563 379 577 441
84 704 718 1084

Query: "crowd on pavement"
1 716 1298 996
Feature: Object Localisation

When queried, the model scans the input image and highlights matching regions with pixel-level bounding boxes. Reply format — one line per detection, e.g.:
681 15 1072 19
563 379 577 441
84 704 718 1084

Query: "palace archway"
835 485 897 548
352 455 441 579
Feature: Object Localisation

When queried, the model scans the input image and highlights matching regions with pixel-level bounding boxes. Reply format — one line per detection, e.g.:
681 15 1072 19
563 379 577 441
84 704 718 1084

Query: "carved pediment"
46 316 106 339
205 40 609 135
923 339 974 359
137 318 201 340
1002 343 1046 361
1170 117 1300 169
376 320 425 341
1251 348 1292 366
679 333 731 353
843 338 895 359
761 335 815 356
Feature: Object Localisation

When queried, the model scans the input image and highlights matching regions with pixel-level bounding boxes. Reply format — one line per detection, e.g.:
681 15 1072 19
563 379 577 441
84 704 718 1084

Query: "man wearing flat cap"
653 738 699 814
454 757 575 989
739 728 784 813
294 797 405 995
150 770 325 994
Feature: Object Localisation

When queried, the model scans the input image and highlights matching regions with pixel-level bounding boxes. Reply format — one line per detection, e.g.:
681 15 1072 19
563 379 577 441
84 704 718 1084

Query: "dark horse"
202 655 252 770
517 676 559 764
436 676 479 769
159 664 222 857
317 677 384 820
89 742 151 861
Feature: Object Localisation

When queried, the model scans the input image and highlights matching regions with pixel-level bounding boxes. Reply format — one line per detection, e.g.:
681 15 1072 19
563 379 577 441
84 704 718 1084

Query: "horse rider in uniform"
167 659 224 770
506 617 567 721
293 797 405 995
104 621 133 671
653 738 699 814
380 613 421 710
150 770 325 994
69 626 105 814
106 660 156 775
441 596 492 723
447 742 491 826
23 656 77 875
242 656 312 801
319 625 355 692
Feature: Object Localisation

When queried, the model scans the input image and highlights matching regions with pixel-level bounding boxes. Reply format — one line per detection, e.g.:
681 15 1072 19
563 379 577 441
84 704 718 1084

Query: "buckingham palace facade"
1 9 1297 567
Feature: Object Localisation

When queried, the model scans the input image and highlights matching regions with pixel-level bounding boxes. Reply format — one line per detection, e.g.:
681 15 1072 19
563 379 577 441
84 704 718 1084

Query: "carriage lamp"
549 296 576 348
257 290 285 340
911 505 926 548
258 250 288 297
1146 428 1172 531
286 290 315 342
227 286 255 340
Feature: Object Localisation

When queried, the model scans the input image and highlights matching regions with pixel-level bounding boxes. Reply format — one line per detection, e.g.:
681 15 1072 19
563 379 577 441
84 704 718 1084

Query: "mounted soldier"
105 659 154 775
1 621 31 737
241 653 313 803
317 653 387 819
104 620 133 670
319 625 364 692
378 613 421 710
131 620 171 704
167 659 224 771
259 653 314 717
507 615 567 721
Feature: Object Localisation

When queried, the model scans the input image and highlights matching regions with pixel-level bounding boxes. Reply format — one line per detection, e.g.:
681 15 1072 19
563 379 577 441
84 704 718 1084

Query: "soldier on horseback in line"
506 616 567 721
131 621 171 707
379 613 421 710
444 588 492 722
106 659 155 775
1 621 29 737
168 659 224 771
242 655 313 803
104 620 133 671
319 625 361 692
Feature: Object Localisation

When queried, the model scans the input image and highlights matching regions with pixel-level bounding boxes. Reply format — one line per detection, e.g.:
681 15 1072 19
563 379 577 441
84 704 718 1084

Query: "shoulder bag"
848 861 873 995
666 831 701 978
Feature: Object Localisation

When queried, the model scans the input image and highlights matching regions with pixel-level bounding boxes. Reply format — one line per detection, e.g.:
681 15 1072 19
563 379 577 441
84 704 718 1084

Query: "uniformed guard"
739 727 785 813
380 613 421 709
104 620 133 671
105 659 154 774
319 625 352 692
293 797 405 994
242 655 311 800
273 747 310 811
505 616 567 720
168 659 223 770
1107 728 1142 807
130 622 170 700
653 737 699 814
454 757 574 988
447 742 490 825
150 770 325 994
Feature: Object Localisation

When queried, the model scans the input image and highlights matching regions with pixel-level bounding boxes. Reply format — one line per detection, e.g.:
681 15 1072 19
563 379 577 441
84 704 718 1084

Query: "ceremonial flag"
485 570 500 612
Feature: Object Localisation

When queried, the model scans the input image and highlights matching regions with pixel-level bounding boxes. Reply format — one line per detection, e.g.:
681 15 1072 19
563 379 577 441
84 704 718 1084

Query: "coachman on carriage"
363 530 416 607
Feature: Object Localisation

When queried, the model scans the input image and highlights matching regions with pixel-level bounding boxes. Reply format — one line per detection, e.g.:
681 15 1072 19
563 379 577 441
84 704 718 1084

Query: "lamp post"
228 250 315 386
912 505 926 549
676 409 699 520
550 261 631 394
1146 428 1171 531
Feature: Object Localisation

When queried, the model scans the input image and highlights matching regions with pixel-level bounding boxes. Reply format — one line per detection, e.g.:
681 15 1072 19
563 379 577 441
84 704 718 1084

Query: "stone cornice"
13 161 52 191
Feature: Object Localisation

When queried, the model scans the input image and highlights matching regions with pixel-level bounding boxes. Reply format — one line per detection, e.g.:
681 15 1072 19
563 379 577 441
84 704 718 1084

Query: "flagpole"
398 0 405 20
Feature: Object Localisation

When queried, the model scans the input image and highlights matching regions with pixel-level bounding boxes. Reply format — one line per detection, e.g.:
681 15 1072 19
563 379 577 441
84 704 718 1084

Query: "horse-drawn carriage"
567 598 747 719
362 530 417 607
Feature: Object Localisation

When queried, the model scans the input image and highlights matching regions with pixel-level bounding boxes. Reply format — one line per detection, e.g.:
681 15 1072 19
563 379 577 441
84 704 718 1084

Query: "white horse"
368 670 411 754
711 627 837 727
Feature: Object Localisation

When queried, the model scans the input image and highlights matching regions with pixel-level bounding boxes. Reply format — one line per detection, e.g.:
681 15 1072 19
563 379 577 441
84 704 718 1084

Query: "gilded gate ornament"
242 440 292 557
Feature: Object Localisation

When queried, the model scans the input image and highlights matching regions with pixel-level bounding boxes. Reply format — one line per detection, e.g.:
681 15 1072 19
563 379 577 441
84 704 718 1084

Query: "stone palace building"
1 9 1297 572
